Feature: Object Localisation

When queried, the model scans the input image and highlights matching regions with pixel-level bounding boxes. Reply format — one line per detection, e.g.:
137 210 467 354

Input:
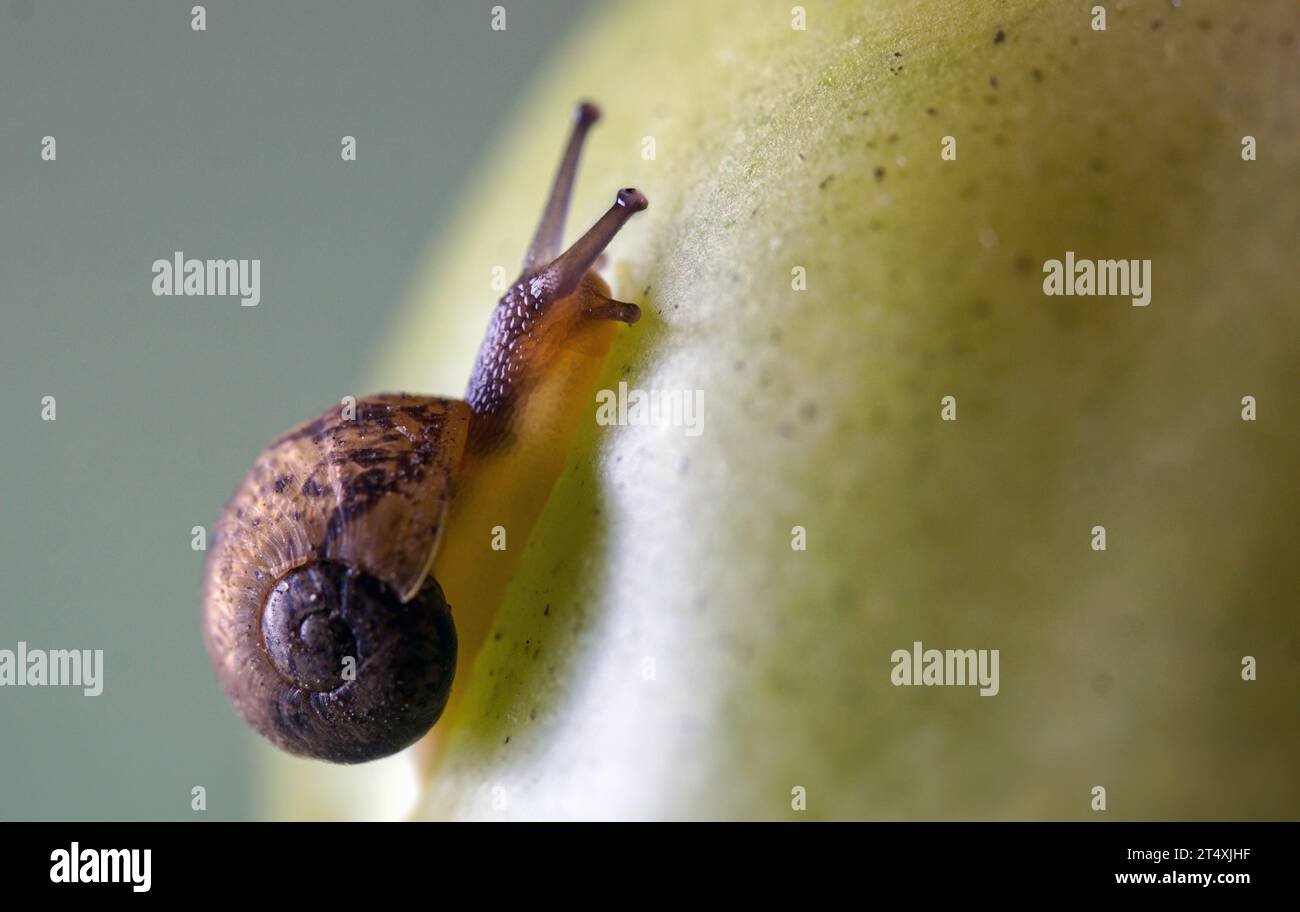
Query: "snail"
202 101 646 763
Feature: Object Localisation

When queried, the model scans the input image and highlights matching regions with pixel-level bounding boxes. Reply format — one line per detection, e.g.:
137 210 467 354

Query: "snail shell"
202 393 470 763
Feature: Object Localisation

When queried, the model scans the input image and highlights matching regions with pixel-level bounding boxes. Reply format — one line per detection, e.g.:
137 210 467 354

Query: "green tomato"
267 0 1300 819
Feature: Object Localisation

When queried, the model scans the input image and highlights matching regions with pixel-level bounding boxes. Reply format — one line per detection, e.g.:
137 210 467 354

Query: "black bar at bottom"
1 821 1289 897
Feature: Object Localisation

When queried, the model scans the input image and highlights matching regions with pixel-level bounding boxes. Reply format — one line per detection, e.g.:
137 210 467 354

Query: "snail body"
203 102 647 763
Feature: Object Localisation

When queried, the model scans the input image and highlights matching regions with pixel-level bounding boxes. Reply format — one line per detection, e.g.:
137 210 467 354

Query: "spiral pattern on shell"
238 562 454 763
202 394 471 763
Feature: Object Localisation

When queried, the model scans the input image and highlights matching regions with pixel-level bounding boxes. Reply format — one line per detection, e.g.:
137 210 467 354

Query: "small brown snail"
202 101 646 763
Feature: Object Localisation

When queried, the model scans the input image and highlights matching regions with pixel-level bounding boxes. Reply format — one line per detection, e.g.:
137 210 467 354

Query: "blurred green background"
0 0 587 821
